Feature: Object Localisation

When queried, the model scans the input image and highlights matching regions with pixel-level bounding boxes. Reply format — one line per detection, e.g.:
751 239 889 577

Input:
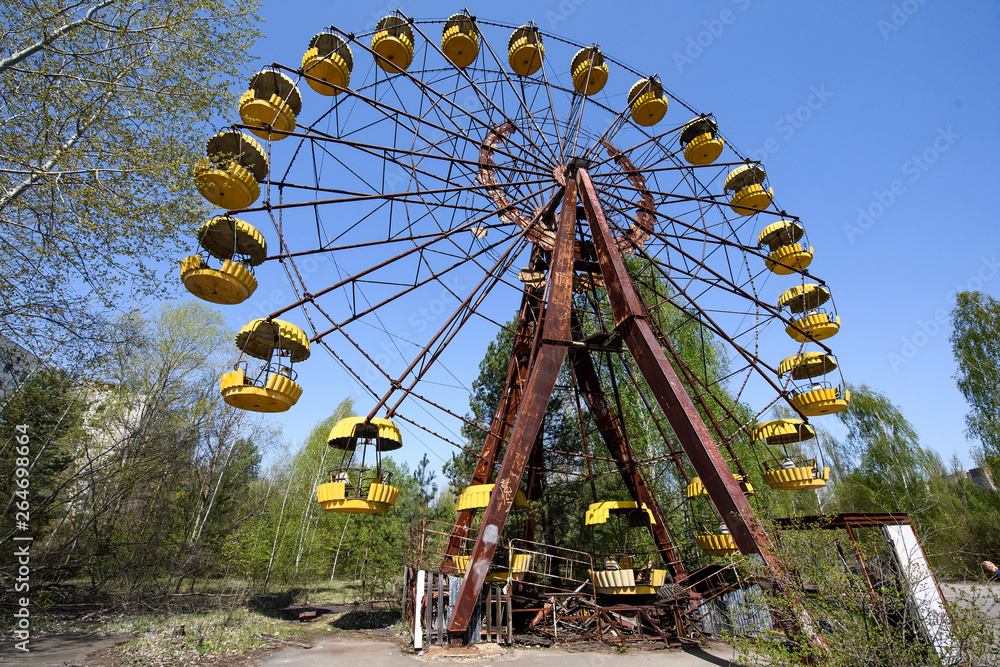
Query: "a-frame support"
575 168 777 564
446 178 579 638
447 168 800 642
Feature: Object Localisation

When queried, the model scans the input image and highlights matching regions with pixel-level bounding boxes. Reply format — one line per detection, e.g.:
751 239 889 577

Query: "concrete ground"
0 633 127 666
256 637 745 666
940 580 1000 622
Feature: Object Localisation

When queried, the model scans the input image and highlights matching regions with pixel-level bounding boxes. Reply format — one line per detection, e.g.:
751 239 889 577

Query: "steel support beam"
577 168 824 648
520 429 546 543
442 277 539 565
447 178 579 641
576 168 773 564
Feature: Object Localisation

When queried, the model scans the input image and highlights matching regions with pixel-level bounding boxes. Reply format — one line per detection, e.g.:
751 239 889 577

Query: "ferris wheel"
179 11 849 637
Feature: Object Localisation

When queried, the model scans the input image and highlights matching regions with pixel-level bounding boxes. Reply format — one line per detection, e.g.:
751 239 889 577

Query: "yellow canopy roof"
627 77 664 105
247 69 302 116
307 32 354 70
680 116 718 144
778 283 830 312
724 164 766 192
508 24 543 50
455 483 528 511
751 418 815 445
327 416 402 451
757 220 804 248
205 130 268 182
778 352 838 380
444 12 478 36
571 45 605 73
197 216 267 266
585 501 656 526
375 14 413 41
235 318 310 362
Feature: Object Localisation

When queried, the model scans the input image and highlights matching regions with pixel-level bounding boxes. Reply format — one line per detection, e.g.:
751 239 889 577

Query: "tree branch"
0 0 113 74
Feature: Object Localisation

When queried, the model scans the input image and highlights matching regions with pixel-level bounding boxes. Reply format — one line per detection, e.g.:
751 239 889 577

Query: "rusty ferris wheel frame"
222 13 840 643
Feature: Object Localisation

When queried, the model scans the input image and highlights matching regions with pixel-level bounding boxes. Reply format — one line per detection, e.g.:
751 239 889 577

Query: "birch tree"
951 290 1000 469
0 0 260 352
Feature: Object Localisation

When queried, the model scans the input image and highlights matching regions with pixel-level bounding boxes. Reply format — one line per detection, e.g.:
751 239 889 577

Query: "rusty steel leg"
569 342 686 578
447 179 579 642
577 168 824 648
521 429 545 543
442 285 538 565
576 168 771 561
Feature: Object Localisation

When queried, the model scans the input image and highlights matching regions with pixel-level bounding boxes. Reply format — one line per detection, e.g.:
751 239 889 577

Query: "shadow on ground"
332 608 401 630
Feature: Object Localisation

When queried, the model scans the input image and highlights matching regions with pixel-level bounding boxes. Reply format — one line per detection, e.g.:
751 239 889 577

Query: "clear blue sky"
206 1 1000 474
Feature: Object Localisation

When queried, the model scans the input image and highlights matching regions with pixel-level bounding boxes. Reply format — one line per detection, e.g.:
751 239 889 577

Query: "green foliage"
833 383 945 515
0 0 262 351
733 524 999 666
5 301 274 592
950 290 1000 470
0 366 85 547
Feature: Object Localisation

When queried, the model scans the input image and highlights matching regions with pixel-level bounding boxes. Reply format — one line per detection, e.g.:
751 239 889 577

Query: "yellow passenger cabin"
441 13 479 68
372 14 414 73
317 416 402 514
180 216 266 305
221 318 309 412
302 32 353 95
508 24 544 76
195 130 268 210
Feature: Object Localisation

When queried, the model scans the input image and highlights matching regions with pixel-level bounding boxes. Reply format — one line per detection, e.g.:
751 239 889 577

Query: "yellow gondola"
680 117 724 166
317 417 402 514
789 382 851 416
239 69 302 140
786 310 841 342
725 164 773 216
372 15 414 74
627 77 668 127
302 32 353 95
221 319 309 412
507 24 544 76
778 283 831 314
687 476 747 556
441 13 479 68
180 216 266 305
752 424 830 491
195 130 268 210
450 483 531 580
758 220 813 275
780 352 850 415
571 46 608 96
752 418 815 445
585 501 667 595
762 457 830 491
